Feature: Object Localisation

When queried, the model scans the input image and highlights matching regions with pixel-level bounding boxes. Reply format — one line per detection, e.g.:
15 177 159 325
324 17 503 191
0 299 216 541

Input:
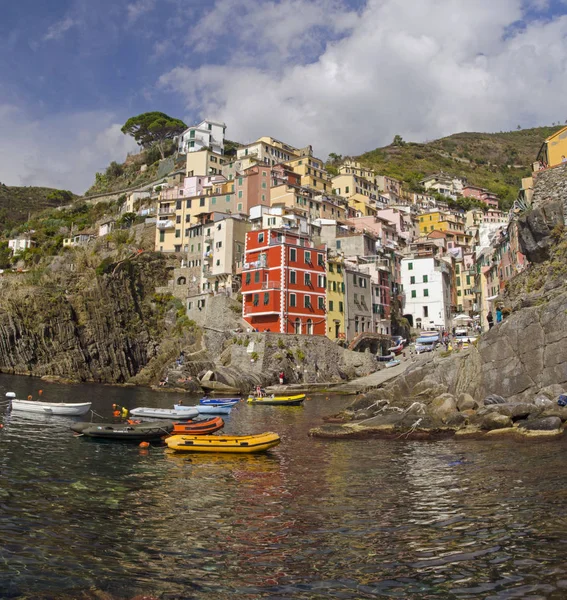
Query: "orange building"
242 229 327 335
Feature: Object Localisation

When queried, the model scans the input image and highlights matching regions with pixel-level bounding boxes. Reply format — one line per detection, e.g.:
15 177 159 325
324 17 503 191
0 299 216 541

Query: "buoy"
38 390 43 396
27 395 32 401
139 441 150 448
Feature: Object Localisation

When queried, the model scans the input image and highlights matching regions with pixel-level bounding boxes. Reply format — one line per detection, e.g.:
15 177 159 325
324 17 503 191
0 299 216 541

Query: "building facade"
241 229 327 334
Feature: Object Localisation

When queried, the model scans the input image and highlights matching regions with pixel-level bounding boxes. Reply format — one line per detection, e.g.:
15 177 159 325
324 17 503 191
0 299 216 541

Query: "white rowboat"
10 398 92 416
174 404 233 415
130 407 198 420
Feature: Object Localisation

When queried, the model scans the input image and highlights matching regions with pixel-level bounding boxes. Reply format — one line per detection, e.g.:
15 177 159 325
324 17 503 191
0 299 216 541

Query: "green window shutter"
423 275 428 283
411 290 416 298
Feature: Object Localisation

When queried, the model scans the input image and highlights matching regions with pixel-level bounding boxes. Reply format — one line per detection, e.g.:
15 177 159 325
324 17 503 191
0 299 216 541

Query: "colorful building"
241 229 327 335
537 126 567 168
178 119 226 155
326 255 346 340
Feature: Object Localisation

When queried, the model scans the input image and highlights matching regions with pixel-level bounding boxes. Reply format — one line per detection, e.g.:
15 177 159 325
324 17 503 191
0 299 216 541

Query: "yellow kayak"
247 394 306 406
165 432 281 453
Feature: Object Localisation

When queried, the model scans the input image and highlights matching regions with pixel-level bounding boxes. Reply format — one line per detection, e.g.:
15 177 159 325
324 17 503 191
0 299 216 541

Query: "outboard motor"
5 392 15 411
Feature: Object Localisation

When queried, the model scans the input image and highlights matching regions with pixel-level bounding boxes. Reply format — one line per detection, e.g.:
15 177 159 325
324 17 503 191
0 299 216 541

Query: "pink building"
462 185 485 200
480 191 499 209
234 165 272 213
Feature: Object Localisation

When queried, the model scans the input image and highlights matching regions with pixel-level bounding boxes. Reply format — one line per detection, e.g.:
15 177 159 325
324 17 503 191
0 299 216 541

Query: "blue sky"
1 0 567 193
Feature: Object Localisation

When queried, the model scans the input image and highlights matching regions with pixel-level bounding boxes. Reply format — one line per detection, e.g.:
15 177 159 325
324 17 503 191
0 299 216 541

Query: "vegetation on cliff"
352 125 563 209
0 185 76 232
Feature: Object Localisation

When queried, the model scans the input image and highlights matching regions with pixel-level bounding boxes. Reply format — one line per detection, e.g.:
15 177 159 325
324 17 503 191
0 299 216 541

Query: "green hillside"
0 185 76 233
356 125 563 209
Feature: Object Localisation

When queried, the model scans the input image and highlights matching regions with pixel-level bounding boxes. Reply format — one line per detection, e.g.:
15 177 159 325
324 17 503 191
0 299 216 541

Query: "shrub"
250 351 259 361
95 257 114 276
277 338 286 349
106 161 124 179
295 349 306 362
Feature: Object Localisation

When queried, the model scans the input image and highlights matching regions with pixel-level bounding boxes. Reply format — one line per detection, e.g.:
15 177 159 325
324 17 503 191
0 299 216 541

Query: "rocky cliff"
0 249 188 383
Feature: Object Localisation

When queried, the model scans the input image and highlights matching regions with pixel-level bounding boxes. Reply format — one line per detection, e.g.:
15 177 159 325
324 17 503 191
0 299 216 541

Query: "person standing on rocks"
487 312 494 329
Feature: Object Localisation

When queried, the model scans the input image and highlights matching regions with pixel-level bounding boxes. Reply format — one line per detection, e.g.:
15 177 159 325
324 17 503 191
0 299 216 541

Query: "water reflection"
2 374 567 598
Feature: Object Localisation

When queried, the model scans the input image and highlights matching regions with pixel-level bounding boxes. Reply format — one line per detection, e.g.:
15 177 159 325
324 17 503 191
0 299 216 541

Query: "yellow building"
155 193 238 253
338 160 375 181
286 156 332 192
418 211 466 235
186 149 227 177
326 256 346 341
455 261 476 314
332 173 380 202
348 196 377 217
537 126 567 168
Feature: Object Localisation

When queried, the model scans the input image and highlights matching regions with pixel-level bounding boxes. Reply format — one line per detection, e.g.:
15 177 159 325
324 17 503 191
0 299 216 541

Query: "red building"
242 229 327 335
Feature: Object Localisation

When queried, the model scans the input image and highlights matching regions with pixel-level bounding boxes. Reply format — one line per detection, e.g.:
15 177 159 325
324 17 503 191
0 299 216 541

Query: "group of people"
487 306 504 329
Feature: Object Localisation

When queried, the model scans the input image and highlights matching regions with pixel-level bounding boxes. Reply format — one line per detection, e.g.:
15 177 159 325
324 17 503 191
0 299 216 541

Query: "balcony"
158 206 175 215
156 220 175 230
261 281 281 290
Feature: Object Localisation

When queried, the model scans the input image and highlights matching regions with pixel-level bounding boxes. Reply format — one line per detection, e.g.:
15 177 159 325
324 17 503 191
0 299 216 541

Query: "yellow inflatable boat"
247 394 306 406
165 432 281 453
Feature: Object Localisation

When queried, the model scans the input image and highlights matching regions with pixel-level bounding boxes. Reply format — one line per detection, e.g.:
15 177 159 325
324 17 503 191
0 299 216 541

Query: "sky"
1 0 567 194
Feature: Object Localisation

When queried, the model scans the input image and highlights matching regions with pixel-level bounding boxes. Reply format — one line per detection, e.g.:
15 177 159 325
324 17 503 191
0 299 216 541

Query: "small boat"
385 359 401 368
171 417 224 435
247 394 305 406
7 394 92 416
166 432 281 453
199 397 240 405
174 403 233 415
71 421 173 441
130 407 198 420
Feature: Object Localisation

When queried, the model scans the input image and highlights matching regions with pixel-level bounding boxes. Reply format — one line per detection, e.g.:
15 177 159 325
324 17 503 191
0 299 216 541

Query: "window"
318 297 325 310
304 295 311 308
190 130 195 139
175 229 181 238
185 215 191 223
332 281 337 292
408 262 413 270
336 240 341 249
423 289 429 297
456 264 460 274
186 199 191 209
457 290 462 296
318 254 325 267
189 141 195 149
212 197 216 205
258 233 264 244
354 293 358 303
307 319 313 335
289 293 296 307
305 251 311 264
200 198 205 207
290 248 296 262
456 277 461 286
264 292 269 305
159 231 165 242
337 265 342 274
237 203 243 211
290 271 296 284
238 178 243 185
254 271 260 283
353 274 358 286
261 182 267 189
238 191 243 199
329 300 334 311
423 275 428 283
226 195 231 202
341 282 345 293
176 200 182 210
410 276 415 284
216 259 220 266
339 301 344 313
411 290 417 298
246 273 251 285
345 186 350 193
174 245 181 252
304 273 311 286
318 275 326 288
253 294 259 306
329 263 334 273
423 306 429 318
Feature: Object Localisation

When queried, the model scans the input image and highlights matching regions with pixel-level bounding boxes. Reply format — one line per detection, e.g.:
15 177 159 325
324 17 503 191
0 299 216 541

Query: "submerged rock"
519 416 563 431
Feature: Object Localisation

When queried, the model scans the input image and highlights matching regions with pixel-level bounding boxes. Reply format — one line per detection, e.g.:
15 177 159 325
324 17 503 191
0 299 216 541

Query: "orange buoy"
27 395 32 401
38 390 43 396
139 441 150 448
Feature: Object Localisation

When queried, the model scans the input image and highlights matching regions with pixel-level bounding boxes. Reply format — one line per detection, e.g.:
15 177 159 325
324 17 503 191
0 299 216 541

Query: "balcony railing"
158 206 175 215
261 281 281 290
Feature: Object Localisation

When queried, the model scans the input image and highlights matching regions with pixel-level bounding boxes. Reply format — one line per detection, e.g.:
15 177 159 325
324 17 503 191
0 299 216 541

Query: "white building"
178 119 226 155
8 237 35 255
421 173 465 199
401 256 452 331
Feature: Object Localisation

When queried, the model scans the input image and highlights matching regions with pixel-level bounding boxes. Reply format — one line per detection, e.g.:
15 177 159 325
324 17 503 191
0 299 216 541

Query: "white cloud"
160 0 567 159
127 0 156 23
43 16 78 41
0 105 138 194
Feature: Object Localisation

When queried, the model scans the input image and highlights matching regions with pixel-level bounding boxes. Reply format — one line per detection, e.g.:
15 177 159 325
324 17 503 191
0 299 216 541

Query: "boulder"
477 412 513 431
538 385 566 400
412 380 449 400
517 199 564 263
479 403 539 420
483 394 507 405
540 407 567 422
519 416 562 431
534 395 554 408
429 394 458 424
457 393 478 412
